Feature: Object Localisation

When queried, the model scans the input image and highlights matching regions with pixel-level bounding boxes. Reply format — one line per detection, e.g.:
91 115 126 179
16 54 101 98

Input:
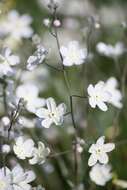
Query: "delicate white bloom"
2 10 33 40
89 164 112 186
53 19 61 27
0 167 12 190
16 83 45 113
60 41 87 66
0 48 20 77
36 97 67 128
43 18 51 27
2 144 11 154
104 77 123 109
27 45 48 71
13 136 35 160
88 136 115 166
96 42 124 58
87 81 111 111
29 141 50 165
113 179 127 189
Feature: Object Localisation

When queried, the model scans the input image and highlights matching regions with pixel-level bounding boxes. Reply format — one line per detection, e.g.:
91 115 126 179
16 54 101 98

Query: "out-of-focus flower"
113 179 127 189
87 81 111 111
2 10 33 40
36 97 66 128
29 141 50 165
27 45 48 71
0 167 12 190
88 136 115 166
0 48 20 77
16 83 45 113
60 41 87 66
2 144 11 154
13 136 35 160
89 164 112 186
104 77 123 109
43 18 51 27
96 42 124 58
53 19 61 27
18 116 35 128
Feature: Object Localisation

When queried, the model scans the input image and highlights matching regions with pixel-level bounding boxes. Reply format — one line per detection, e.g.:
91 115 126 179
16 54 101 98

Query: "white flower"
29 141 50 165
27 45 48 71
11 164 36 190
87 81 111 111
0 167 12 190
36 97 67 128
60 41 87 66
88 136 115 166
2 144 11 154
96 42 124 58
0 48 20 77
16 83 45 113
104 77 123 109
13 136 35 160
43 18 51 27
113 179 127 189
89 164 112 186
2 10 33 40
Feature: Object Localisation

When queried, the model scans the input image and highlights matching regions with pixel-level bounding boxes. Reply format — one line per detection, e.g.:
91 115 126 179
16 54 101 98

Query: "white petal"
46 97 56 112
104 143 115 152
60 46 68 57
63 57 73 66
57 103 67 116
96 136 105 146
89 97 96 108
88 154 97 166
36 108 49 118
87 85 95 96
97 101 108 111
98 153 109 164
41 118 53 128
88 144 96 153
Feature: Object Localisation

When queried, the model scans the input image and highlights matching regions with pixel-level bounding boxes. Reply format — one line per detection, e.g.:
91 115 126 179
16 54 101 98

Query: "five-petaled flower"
60 41 87 66
36 97 67 128
88 136 115 166
87 81 111 111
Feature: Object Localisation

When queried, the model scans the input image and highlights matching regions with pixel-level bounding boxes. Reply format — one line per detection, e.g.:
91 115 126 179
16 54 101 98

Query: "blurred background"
0 0 127 190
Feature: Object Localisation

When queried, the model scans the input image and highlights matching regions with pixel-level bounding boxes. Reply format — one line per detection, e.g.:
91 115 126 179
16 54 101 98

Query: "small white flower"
96 42 124 58
13 136 35 160
89 164 112 186
29 141 50 165
87 81 111 111
60 41 87 66
27 45 48 71
0 48 20 77
43 18 51 27
16 83 45 113
104 77 123 109
53 19 61 27
3 10 33 40
2 144 11 154
36 97 66 128
88 136 115 166
11 164 36 190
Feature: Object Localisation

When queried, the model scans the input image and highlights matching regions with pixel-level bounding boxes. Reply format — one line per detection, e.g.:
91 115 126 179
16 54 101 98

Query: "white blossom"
87 81 111 111
104 77 123 109
2 144 11 154
60 41 87 66
2 10 33 40
0 48 20 77
13 136 35 160
0 167 12 190
88 136 115 166
16 83 45 113
96 42 124 58
27 45 48 71
29 141 50 165
36 97 66 128
89 164 112 186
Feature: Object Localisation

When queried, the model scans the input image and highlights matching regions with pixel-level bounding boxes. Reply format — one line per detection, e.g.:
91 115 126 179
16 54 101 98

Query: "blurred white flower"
29 141 50 165
0 48 20 77
36 97 66 128
2 144 11 154
13 136 35 160
53 19 61 27
0 167 12 190
43 18 51 27
89 164 112 186
87 81 111 111
27 45 48 71
10 164 36 190
96 42 124 58
88 136 115 166
60 41 87 66
104 77 123 109
2 10 33 40
16 83 45 113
